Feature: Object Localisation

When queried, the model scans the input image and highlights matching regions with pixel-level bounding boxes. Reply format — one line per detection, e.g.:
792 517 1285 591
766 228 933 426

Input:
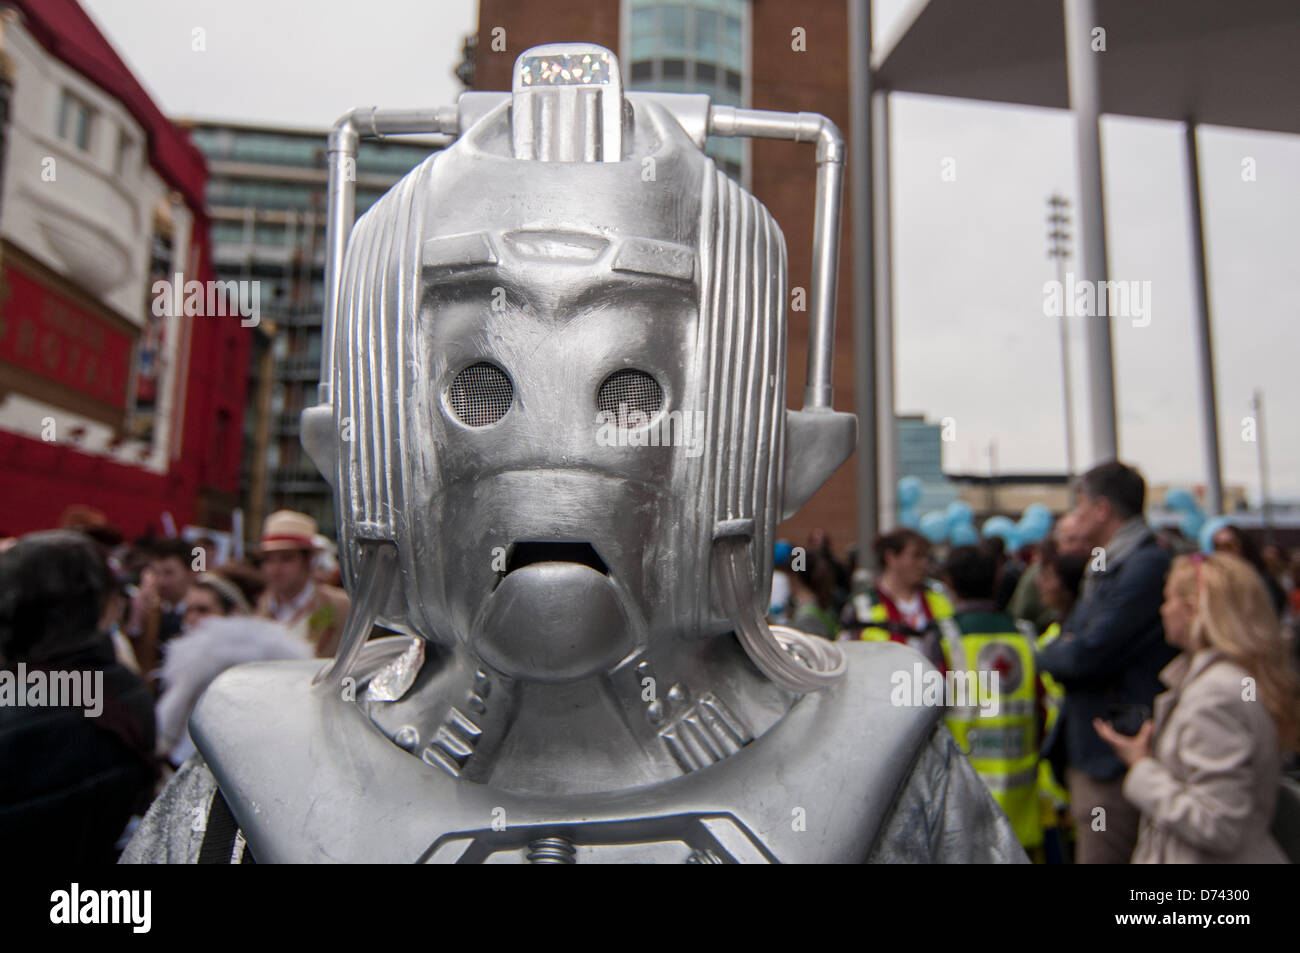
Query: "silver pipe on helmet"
320 107 460 405
707 107 845 411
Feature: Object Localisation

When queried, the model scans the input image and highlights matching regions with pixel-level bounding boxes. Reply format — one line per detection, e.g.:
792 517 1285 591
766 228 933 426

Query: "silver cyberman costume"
124 45 1024 864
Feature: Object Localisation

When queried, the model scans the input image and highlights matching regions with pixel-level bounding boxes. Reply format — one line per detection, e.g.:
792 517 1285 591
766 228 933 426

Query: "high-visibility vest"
938 615 1042 850
791 602 841 640
1037 622 1065 734
1036 622 1070 818
852 585 953 649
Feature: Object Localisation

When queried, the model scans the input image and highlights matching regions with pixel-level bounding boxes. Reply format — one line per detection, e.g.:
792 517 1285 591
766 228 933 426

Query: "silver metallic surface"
178 643 1021 862
365 636 424 702
127 44 1025 863
122 648 1024 863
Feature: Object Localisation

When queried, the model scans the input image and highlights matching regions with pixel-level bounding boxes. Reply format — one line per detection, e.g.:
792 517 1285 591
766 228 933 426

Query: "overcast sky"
82 0 1299 503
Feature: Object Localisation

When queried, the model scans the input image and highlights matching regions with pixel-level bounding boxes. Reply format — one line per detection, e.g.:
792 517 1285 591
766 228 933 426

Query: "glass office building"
622 0 749 182
897 415 959 516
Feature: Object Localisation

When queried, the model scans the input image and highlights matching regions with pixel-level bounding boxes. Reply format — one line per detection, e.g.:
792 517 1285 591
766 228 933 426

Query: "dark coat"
1038 533 1177 781
0 641 156 863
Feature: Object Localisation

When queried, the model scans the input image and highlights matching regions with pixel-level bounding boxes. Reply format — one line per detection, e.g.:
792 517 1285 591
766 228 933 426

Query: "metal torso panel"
191 639 940 863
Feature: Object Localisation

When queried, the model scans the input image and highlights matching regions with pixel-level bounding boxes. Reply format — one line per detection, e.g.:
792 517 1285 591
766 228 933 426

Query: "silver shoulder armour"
191 640 942 863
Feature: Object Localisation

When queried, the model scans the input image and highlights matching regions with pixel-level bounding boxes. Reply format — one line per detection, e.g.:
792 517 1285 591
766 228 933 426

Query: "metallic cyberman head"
303 45 855 690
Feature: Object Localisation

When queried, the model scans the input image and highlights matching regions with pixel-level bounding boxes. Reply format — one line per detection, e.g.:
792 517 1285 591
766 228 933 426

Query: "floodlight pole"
1063 0 1118 463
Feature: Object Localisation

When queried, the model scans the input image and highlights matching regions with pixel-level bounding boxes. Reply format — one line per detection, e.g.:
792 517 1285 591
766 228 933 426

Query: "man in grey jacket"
1038 460 1177 864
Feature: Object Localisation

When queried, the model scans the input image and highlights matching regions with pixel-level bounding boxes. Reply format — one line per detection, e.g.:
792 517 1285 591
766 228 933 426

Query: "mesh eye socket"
598 369 663 427
448 362 513 427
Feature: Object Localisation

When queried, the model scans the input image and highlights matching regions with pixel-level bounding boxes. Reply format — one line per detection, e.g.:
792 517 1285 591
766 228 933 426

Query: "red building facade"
0 0 248 538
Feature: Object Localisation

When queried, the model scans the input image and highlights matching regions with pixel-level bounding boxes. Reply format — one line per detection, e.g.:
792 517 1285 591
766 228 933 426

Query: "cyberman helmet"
127 42 1025 865
301 44 856 695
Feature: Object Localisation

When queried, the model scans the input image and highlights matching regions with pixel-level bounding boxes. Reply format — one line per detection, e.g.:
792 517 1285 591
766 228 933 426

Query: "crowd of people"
774 459 1300 863
0 508 348 862
4 458 1299 865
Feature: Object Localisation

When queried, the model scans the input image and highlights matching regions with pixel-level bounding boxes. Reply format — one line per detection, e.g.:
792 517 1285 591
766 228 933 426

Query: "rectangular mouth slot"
506 541 609 576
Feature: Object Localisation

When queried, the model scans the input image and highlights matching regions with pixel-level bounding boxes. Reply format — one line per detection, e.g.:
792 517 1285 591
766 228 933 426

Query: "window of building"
57 89 94 153
210 221 245 245
695 8 719 59
114 129 136 175
256 222 289 245
206 179 330 213
625 0 749 181
229 133 320 168
661 4 688 56
356 142 437 176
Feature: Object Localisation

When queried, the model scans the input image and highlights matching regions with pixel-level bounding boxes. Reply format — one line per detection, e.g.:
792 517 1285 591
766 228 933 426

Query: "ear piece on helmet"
300 405 336 490
781 408 856 520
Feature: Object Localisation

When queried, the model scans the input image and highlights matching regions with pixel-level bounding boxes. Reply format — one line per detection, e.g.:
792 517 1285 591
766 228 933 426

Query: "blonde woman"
1097 552 1300 863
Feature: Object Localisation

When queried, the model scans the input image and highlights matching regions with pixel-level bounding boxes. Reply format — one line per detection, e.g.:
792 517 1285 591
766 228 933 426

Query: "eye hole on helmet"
448 362 513 427
597 368 663 427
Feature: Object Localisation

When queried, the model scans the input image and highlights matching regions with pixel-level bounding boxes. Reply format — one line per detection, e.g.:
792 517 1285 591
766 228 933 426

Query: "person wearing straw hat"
253 511 350 658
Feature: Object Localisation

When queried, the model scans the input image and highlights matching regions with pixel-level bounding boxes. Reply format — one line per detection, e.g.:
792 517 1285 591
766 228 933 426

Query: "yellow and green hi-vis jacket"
938 610 1042 850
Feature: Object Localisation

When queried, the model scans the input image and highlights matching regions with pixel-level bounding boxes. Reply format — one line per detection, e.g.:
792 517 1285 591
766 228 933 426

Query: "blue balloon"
1179 510 1205 541
919 510 949 543
945 500 974 531
1021 504 1053 535
981 515 1016 540
1165 488 1198 514
1199 515 1234 554
900 505 921 529
898 476 924 508
949 522 979 546
1023 502 1051 522
774 540 794 566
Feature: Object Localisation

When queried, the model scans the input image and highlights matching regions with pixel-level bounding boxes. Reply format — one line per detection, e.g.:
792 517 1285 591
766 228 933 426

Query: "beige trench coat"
1124 649 1288 863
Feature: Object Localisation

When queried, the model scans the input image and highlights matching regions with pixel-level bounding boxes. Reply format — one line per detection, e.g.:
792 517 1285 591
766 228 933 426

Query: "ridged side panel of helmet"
335 157 433 563
699 166 787 616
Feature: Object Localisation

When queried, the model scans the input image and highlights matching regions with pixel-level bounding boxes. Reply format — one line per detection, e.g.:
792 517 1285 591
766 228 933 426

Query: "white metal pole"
849 0 879 558
1063 0 1118 462
873 88 897 532
1047 195 1077 479
1253 389 1271 540
1184 120 1224 517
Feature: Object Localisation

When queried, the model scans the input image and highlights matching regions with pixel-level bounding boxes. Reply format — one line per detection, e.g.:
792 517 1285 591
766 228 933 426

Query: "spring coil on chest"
527 836 576 864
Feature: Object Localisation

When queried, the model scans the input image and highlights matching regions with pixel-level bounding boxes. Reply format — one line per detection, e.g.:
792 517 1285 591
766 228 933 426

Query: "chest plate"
191 641 940 863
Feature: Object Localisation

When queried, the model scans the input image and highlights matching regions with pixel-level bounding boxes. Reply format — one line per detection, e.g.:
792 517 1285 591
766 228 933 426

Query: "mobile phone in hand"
1105 703 1152 737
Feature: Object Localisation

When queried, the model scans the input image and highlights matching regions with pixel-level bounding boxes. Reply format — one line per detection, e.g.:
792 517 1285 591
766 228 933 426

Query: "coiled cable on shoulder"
712 534 846 694
312 541 398 688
